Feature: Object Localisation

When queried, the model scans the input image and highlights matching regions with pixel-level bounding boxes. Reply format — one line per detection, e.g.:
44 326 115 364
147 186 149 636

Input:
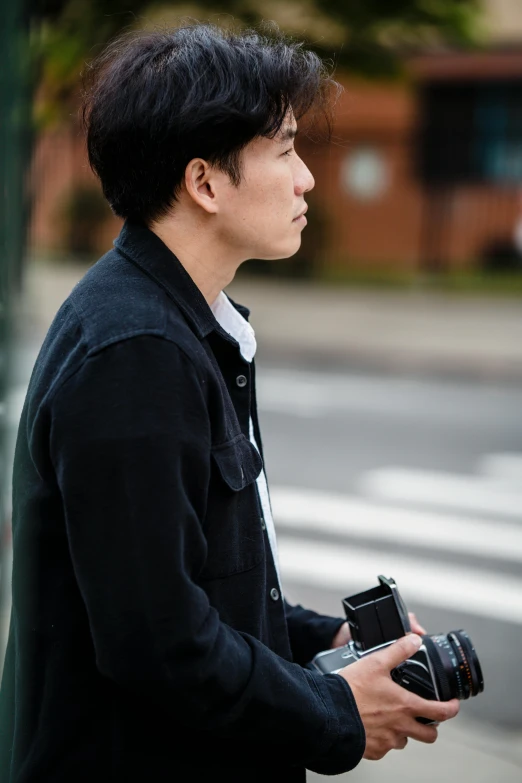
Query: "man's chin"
252 239 302 262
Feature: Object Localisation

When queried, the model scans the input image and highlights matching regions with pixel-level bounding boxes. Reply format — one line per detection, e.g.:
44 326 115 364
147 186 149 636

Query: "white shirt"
210 291 281 589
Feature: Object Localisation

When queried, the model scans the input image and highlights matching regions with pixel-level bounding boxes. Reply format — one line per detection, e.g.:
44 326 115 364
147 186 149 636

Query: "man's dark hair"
82 23 337 224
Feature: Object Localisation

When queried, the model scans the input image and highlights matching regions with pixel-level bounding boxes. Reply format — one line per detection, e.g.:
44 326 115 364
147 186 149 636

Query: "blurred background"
1 1 522 780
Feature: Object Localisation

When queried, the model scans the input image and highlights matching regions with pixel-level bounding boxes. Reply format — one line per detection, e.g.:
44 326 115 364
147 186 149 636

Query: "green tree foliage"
32 0 483 125
32 0 149 125
195 0 482 72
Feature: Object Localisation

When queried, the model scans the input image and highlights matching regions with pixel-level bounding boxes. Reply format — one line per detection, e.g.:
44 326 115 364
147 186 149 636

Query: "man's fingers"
404 722 439 744
373 634 423 670
407 696 460 723
408 612 427 635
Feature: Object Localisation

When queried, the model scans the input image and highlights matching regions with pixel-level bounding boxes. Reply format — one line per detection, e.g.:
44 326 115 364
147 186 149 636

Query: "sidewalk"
19 262 522 382
228 276 522 382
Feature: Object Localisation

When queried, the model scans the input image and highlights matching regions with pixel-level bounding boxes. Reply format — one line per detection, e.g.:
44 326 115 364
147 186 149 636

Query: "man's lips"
293 206 308 221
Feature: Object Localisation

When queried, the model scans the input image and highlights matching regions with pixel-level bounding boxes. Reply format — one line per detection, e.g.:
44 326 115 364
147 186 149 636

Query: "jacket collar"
113 220 250 339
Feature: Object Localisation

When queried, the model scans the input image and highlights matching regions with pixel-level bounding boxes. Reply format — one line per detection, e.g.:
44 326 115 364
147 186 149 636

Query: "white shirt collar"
210 291 257 363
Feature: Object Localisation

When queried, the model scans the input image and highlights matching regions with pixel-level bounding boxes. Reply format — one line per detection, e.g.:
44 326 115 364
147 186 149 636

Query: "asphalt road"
254 360 522 761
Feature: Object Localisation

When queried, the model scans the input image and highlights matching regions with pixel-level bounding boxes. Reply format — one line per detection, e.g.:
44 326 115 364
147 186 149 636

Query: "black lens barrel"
421 634 452 700
425 630 484 701
451 630 484 697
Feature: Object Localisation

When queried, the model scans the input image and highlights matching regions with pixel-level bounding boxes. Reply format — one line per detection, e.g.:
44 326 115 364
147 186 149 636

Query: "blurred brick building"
300 50 522 276
29 0 522 276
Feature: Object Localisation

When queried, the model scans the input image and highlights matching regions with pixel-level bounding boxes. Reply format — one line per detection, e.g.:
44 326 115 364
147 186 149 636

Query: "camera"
309 576 484 723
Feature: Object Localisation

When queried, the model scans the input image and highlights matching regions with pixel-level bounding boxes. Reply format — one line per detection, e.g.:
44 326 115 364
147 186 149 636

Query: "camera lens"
421 630 484 701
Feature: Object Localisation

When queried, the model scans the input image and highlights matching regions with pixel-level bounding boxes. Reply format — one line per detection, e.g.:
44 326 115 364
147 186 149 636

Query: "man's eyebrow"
278 127 298 142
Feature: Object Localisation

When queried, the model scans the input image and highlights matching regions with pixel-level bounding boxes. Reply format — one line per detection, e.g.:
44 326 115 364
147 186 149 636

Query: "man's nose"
295 158 315 195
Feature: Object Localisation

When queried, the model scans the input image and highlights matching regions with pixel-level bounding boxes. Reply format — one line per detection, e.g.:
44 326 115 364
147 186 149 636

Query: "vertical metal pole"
0 0 30 672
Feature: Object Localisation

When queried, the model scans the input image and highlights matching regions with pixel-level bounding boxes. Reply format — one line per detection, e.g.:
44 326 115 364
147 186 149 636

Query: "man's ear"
184 158 219 215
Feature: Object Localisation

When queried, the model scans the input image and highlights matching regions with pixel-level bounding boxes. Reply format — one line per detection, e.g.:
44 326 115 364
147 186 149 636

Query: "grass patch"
317 267 522 296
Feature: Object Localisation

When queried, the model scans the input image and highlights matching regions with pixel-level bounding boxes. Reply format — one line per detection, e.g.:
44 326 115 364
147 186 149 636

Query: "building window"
417 79 522 185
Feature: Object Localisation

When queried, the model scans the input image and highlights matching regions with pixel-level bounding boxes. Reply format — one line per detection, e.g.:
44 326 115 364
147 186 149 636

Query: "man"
0 24 458 782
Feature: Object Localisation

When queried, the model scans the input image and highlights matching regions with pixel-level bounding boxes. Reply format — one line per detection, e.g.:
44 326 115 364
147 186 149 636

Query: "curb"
256 341 522 385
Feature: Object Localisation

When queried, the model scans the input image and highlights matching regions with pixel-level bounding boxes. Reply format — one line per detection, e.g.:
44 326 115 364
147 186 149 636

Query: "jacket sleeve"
284 600 347 666
50 335 365 775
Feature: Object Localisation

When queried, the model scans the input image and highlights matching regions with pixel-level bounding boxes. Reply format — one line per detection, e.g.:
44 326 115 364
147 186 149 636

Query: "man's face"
215 119 315 261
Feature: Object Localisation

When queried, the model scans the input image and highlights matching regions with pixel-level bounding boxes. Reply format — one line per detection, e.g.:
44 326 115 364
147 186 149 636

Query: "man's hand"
408 613 427 635
330 621 351 648
330 612 427 649
337 634 460 761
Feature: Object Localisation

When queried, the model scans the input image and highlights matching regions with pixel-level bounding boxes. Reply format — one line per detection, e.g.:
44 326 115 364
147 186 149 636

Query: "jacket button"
270 587 279 602
260 517 266 530
236 374 247 388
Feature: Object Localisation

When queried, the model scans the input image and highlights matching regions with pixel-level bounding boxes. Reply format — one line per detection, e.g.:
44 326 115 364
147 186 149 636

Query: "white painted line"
278 536 522 625
6 386 27 427
259 397 326 418
271 486 522 563
256 368 522 424
479 453 522 486
0 546 13 671
361 468 522 521
257 380 331 418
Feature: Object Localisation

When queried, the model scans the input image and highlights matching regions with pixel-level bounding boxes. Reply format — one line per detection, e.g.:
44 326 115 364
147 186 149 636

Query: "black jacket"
0 222 365 782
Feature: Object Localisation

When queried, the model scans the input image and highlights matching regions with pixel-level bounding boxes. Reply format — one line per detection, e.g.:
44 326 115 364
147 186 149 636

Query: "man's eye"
282 147 294 156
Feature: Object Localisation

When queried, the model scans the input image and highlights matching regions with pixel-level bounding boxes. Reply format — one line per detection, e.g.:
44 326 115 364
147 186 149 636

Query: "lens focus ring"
426 630 484 701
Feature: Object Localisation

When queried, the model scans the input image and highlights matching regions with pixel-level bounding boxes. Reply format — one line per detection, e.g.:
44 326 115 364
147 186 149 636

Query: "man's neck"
150 220 242 306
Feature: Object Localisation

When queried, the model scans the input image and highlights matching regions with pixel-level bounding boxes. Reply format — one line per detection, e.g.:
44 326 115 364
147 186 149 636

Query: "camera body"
309 575 483 721
310 576 441 702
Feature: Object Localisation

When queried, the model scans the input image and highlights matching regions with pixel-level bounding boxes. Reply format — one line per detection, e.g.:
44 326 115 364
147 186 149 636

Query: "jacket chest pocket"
200 434 265 580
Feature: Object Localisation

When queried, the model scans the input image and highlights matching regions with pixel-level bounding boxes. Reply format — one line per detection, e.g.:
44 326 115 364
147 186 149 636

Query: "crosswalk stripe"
257 368 522 424
479 453 522 485
271 486 522 563
278 536 522 625
5 386 26 427
360 468 522 521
